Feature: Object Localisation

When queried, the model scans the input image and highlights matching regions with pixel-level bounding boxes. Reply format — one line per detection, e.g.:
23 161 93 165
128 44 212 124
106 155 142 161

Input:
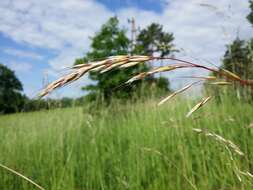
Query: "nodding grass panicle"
39 55 253 116
193 128 244 156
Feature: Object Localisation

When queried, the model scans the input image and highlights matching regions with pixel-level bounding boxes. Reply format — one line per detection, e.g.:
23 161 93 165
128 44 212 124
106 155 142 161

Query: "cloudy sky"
0 0 252 98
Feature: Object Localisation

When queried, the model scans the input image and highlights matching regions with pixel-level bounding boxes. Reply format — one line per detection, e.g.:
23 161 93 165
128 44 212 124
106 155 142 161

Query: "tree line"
75 17 175 102
0 64 86 114
1 1 253 114
206 1 253 101
0 18 175 114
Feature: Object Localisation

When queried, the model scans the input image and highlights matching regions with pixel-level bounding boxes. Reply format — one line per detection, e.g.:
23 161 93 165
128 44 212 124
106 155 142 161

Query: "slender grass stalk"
0 163 45 190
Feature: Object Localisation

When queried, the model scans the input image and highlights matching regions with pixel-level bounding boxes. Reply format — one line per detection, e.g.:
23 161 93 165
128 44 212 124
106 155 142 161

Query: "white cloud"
117 0 253 89
0 0 252 97
8 61 32 73
3 48 43 60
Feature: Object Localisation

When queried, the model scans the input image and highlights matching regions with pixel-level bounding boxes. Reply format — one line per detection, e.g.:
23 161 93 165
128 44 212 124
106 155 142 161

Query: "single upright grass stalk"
0 163 45 190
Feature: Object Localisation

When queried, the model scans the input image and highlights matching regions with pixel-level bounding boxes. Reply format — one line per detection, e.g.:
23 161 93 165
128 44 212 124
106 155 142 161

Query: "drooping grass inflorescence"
39 55 253 116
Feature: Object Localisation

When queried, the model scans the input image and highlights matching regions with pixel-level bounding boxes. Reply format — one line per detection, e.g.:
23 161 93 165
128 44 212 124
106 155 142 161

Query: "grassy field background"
0 96 253 190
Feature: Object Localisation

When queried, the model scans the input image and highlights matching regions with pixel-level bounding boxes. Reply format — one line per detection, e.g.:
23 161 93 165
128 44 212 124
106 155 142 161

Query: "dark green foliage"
23 97 86 112
134 23 175 57
133 23 176 95
77 17 138 101
75 17 174 102
222 38 253 79
247 0 253 25
205 1 253 101
75 18 174 102
0 64 25 114
205 39 253 101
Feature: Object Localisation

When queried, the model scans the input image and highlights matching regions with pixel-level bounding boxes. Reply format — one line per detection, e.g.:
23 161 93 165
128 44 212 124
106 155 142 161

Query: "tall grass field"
0 96 253 190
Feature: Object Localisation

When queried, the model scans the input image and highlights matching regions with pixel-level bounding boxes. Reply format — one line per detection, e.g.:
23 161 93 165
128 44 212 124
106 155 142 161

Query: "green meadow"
0 96 253 190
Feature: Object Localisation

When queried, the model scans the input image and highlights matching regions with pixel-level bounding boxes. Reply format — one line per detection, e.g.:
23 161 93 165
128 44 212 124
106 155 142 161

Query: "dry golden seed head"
130 55 150 59
239 171 253 178
109 55 129 59
205 76 217 80
157 93 177 106
39 67 91 97
100 61 128 73
119 61 141 68
182 76 217 80
246 123 253 128
125 72 147 84
71 63 91 69
107 56 129 64
128 55 151 62
210 81 232 85
193 128 244 156
192 128 202 133
186 96 212 117
221 69 241 80
90 65 107 72
147 65 180 75
158 81 201 106
39 79 63 97
90 60 109 67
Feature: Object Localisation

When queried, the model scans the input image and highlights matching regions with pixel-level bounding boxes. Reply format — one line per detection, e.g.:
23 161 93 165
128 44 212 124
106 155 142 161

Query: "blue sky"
0 0 252 98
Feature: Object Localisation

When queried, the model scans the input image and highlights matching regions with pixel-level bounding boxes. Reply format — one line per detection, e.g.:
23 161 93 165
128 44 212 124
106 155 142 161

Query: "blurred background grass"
0 95 253 190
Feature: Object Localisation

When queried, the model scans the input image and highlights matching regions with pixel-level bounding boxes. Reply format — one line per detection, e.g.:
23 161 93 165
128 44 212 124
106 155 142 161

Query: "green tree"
247 0 253 25
205 1 253 101
0 64 25 113
75 18 175 102
205 39 253 101
222 38 253 79
75 17 145 101
135 23 175 57
133 23 175 92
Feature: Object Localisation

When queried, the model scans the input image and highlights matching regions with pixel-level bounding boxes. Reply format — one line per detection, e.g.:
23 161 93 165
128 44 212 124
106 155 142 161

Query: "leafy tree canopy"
0 64 25 113
222 38 253 79
75 17 175 102
134 23 175 57
247 0 253 25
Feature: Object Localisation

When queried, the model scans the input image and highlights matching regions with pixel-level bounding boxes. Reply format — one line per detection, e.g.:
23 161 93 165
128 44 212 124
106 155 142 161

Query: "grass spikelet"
128 55 151 62
180 76 217 80
126 65 186 84
0 163 45 190
39 66 92 97
39 55 253 98
192 128 244 156
186 96 211 117
246 123 253 128
72 60 107 69
158 81 201 106
147 65 186 75
100 61 128 73
239 171 253 178
125 72 147 84
90 65 107 72
221 69 241 80
71 63 91 69
119 61 141 68
210 81 232 85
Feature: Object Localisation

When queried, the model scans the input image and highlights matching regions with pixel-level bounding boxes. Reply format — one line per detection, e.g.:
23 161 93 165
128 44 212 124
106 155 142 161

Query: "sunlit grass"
0 96 253 190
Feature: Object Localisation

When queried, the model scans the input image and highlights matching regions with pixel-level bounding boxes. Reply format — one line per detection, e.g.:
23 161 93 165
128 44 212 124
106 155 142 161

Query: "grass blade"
158 81 201 106
186 96 211 117
0 163 45 190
